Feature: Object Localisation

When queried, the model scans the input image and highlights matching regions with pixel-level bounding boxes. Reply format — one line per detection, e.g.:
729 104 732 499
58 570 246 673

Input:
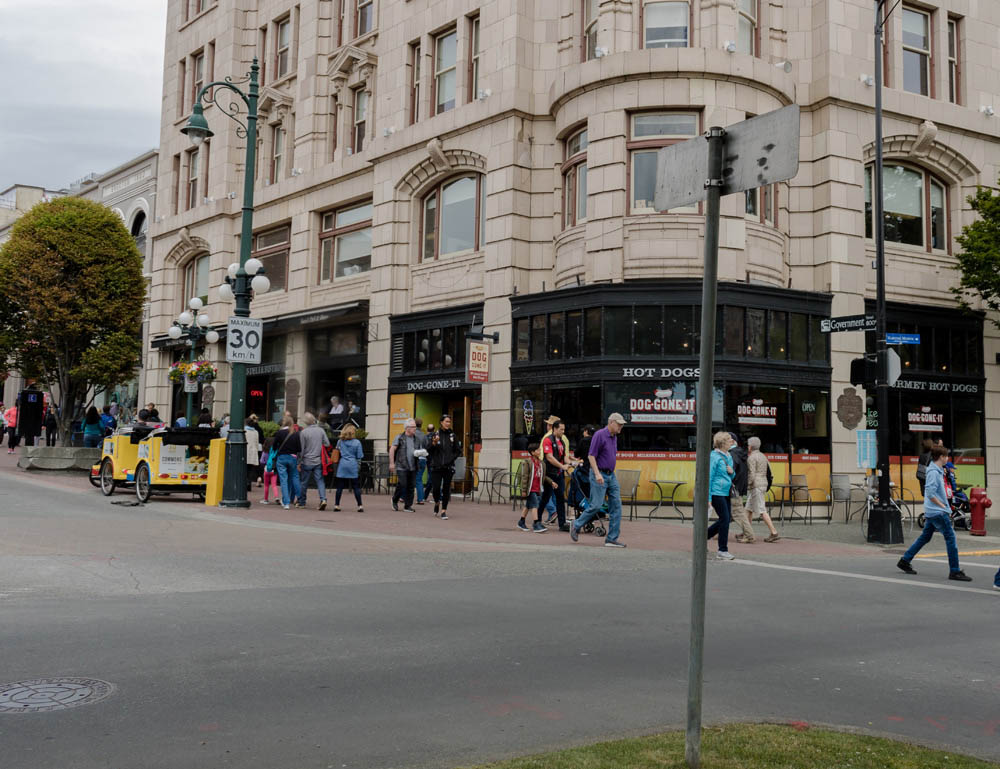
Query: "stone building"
146 0 1000 498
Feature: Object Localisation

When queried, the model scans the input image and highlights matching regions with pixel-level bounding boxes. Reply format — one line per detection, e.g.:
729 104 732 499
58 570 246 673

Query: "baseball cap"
609 412 627 425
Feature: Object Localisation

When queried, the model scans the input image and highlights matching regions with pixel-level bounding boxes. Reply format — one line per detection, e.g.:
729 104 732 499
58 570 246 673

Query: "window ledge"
351 29 379 47
268 72 297 90
414 249 484 269
866 241 952 262
178 3 217 32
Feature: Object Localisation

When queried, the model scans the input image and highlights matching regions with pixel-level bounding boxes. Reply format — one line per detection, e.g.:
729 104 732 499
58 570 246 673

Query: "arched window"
130 211 147 238
865 164 948 251
183 253 210 307
421 175 486 260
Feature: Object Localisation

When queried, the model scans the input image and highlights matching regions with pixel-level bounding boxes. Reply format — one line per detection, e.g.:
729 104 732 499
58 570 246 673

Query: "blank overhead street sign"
655 105 801 211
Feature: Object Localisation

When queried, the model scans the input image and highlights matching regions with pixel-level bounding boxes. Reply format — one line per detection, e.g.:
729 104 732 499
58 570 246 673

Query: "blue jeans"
573 469 622 543
707 495 732 552
298 463 326 504
276 454 302 507
83 433 102 448
994 566 1000 588
416 457 427 502
903 513 961 572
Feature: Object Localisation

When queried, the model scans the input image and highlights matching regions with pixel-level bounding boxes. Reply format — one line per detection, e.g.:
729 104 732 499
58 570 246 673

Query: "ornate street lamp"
181 58 261 508
167 297 220 426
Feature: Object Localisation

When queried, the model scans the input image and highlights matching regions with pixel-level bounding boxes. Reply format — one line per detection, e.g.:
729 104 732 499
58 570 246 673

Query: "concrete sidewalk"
5 446 999 557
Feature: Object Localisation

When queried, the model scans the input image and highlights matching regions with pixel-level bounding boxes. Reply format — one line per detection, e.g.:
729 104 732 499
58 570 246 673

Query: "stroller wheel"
583 522 595 533
595 525 607 537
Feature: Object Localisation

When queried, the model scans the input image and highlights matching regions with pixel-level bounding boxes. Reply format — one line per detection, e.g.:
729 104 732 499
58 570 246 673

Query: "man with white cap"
571 412 627 547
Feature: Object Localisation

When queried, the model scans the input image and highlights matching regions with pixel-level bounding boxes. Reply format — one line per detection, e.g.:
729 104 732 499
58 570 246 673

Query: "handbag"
265 430 293 473
329 443 341 464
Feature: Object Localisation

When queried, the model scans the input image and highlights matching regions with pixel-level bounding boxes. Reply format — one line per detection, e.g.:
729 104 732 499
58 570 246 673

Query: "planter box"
18 446 101 472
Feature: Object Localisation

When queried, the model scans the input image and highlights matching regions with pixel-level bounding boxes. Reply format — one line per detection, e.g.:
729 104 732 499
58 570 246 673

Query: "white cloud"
0 0 167 189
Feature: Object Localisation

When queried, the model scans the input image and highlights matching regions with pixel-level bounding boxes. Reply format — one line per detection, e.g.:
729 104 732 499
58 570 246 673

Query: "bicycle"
858 485 915 537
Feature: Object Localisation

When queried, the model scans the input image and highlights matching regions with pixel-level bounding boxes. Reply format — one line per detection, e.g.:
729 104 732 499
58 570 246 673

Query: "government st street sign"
820 314 877 333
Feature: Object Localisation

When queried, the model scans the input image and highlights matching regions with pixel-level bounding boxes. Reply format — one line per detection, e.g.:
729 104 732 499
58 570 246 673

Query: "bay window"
737 0 757 55
583 0 598 61
629 113 698 213
422 175 486 260
563 128 588 228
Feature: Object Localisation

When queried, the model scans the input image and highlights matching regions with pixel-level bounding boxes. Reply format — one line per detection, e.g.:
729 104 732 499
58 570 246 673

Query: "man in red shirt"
540 420 572 531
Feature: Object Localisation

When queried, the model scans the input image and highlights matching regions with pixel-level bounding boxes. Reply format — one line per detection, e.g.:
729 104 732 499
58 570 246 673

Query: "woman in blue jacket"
334 423 365 512
706 430 736 560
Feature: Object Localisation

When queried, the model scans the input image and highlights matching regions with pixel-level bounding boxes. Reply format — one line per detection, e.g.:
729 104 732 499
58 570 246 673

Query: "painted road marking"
919 558 998 571
914 549 1000 558
735 559 999 596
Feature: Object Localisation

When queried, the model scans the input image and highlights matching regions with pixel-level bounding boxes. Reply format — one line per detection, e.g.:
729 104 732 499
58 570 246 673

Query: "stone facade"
147 0 1000 487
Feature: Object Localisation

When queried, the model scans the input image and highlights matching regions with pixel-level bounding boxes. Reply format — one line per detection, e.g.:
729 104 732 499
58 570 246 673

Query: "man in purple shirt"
571 412 627 547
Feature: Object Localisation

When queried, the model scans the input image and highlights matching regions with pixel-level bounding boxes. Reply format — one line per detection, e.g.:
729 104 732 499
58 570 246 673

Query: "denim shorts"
525 491 541 510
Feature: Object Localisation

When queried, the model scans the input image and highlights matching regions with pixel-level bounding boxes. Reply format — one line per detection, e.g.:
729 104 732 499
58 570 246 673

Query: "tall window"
353 89 368 152
902 7 930 96
356 0 374 37
629 113 698 213
434 29 457 115
469 16 481 101
187 148 200 210
736 0 757 55
337 0 346 46
184 254 210 306
947 18 959 104
271 126 285 183
563 128 588 228
643 1 689 48
252 225 290 292
422 175 486 260
177 59 187 118
583 0 598 61
745 184 777 225
865 164 947 252
320 201 373 280
191 51 205 107
409 43 422 124
276 17 292 78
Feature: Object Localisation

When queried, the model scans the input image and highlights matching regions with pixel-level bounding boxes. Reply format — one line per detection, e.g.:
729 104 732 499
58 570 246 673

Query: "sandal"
764 533 780 543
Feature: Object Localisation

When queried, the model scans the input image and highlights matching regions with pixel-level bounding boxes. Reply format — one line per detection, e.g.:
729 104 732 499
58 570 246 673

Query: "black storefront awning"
150 300 367 350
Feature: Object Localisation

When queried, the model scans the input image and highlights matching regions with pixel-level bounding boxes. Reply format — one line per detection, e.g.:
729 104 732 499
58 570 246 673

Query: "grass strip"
460 723 998 769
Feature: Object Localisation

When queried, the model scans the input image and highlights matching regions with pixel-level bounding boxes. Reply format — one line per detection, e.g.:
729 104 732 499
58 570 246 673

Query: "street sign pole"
684 126 724 769
869 0 903 544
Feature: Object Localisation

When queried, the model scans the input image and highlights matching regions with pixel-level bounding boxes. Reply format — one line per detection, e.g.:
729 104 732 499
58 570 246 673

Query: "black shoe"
558 524 570 532
517 519 530 532
392 500 399 512
403 507 416 513
434 503 440 515
439 511 449 520
570 524 579 542
319 500 327 511
949 570 972 582
896 558 917 575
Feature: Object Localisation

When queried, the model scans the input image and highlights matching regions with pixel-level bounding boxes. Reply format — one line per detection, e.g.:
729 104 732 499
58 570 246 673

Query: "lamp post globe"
244 258 263 275
205 330 220 345
178 311 193 326
189 297 204 311
251 274 270 294
218 282 234 301
197 313 211 327
227 262 240 279
180 104 214 146
168 324 183 340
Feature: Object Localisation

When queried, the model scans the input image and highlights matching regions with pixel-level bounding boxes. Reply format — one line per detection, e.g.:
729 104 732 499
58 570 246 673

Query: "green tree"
0 198 145 445
953 184 1000 326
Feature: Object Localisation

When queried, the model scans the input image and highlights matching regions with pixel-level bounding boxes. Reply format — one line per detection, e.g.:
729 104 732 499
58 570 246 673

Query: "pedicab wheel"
88 473 100 488
135 464 152 504
917 512 926 528
99 459 117 496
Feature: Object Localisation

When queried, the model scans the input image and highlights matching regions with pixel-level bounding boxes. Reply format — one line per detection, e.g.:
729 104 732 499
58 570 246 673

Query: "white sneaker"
716 551 735 561
282 504 290 510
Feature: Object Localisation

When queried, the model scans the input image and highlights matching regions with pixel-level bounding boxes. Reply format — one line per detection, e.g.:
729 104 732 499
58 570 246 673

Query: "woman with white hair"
746 436 780 542
706 431 736 560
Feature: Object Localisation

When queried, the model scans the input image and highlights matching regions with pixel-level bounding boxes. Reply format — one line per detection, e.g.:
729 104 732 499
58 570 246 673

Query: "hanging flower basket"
168 361 189 383
188 360 218 383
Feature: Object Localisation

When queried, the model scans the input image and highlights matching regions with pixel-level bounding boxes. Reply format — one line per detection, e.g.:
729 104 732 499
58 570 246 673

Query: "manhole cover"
0 678 115 713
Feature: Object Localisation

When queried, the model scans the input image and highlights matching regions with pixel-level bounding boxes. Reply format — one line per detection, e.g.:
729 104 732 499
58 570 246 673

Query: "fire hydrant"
969 487 991 537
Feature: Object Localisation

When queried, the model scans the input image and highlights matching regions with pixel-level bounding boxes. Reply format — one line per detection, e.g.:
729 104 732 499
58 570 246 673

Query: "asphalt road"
1 471 998 769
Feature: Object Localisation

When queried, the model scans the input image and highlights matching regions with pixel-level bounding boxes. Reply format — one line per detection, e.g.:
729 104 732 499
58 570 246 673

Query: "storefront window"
566 310 583 359
768 310 787 359
430 327 443 369
392 323 469 374
531 315 545 361
664 305 694 354
953 395 984 459
605 307 632 355
726 384 789 453
634 306 662 355
584 307 602 356
723 306 744 356
606 380 723 451
789 313 808 361
809 315 828 362
792 387 829 455
934 326 950 372
516 319 529 362
548 312 564 358
512 385 545 449
746 308 765 359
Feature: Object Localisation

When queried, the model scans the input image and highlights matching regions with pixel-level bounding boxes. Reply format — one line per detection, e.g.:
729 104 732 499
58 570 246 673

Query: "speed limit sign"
226 316 263 364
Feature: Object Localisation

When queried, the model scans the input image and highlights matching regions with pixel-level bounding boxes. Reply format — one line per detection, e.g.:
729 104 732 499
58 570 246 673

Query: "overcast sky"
0 0 168 191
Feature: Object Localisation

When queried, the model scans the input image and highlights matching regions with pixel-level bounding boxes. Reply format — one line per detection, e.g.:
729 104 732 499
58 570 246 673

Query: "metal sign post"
656 105 800 769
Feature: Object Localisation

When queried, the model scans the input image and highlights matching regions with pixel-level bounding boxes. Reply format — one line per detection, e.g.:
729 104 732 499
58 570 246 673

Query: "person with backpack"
728 432 756 544
259 435 280 504
271 416 302 510
100 404 117 436
333 423 365 512
746 436 780 542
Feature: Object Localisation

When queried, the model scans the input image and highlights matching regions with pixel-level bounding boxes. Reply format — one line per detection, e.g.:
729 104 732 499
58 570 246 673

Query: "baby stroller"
567 467 608 537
